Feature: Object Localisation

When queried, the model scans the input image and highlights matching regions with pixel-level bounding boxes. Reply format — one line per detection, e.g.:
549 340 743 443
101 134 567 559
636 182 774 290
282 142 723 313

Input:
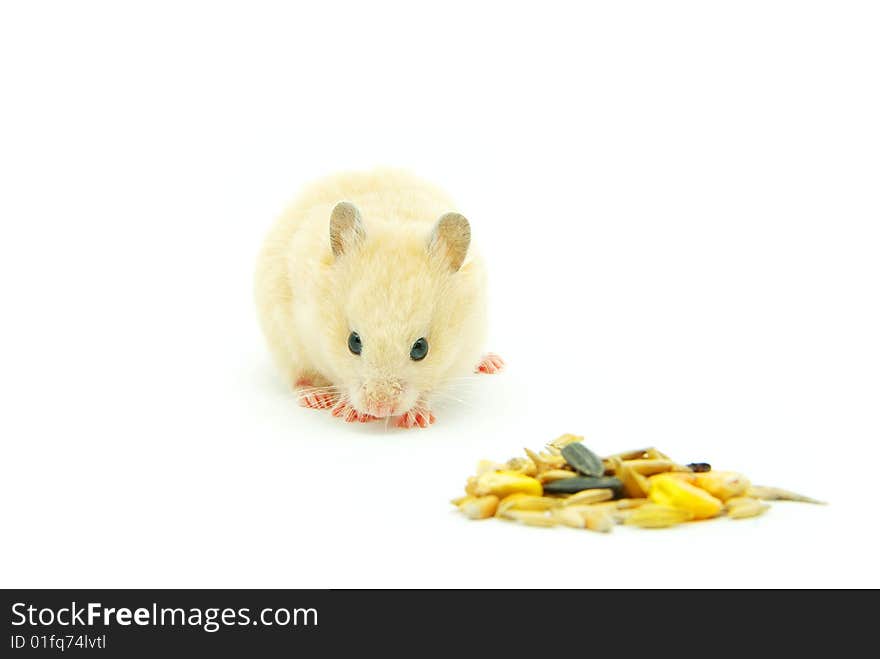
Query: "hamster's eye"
410 337 429 361
348 331 362 355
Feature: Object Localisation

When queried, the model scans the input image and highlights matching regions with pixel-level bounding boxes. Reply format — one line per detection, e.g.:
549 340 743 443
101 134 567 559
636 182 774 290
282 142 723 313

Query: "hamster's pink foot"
294 379 338 409
476 353 505 374
330 401 377 423
396 408 436 429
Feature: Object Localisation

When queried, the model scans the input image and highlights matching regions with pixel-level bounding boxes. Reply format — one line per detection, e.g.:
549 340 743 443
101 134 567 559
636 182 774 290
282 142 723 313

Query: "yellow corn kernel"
649 473 723 520
693 471 751 501
457 495 500 519
655 471 698 484
474 470 543 498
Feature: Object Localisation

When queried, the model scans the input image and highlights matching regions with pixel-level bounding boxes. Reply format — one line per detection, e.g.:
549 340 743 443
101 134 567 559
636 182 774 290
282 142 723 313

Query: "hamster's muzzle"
362 378 403 418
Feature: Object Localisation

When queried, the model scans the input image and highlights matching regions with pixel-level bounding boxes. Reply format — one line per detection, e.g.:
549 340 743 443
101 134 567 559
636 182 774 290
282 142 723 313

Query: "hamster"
254 169 504 428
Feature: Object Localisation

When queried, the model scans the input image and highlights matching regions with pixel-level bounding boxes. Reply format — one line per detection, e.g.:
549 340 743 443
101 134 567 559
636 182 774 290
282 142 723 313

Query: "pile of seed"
452 434 823 531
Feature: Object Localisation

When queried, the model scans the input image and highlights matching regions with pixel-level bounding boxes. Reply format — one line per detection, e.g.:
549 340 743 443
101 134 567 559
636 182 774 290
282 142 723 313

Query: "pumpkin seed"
542 476 624 495
561 443 604 477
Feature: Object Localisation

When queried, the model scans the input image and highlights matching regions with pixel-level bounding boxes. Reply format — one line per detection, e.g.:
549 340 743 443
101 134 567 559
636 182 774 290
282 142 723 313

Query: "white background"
1 1 878 588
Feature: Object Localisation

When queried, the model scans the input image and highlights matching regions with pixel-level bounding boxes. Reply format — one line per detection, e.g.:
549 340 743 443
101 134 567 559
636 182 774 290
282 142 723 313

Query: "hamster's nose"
363 379 402 417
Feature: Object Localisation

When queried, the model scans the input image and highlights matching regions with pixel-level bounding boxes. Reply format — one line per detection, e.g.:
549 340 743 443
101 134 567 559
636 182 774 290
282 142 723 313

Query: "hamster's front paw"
294 378 339 409
396 407 436 429
475 353 505 374
330 401 377 423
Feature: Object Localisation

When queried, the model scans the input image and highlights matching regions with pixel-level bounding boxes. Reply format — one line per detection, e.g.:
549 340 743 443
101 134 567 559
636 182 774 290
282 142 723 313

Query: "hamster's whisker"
429 391 476 409
294 384 340 393
293 384 341 399
436 380 476 391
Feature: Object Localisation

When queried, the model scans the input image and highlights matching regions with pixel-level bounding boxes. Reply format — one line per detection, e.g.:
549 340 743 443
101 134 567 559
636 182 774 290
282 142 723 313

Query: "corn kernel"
649 473 723 519
474 470 543 498
693 471 751 501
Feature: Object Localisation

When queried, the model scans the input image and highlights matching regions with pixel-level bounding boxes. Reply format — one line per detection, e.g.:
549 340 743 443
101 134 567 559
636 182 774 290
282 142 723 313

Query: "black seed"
561 443 605 477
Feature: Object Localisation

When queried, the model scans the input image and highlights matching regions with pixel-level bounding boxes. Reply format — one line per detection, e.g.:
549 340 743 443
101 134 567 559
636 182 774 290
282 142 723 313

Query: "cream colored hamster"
255 169 504 428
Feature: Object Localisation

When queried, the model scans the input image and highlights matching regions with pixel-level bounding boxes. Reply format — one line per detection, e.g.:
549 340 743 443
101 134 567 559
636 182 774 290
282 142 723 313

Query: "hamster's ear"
428 212 471 272
329 201 366 257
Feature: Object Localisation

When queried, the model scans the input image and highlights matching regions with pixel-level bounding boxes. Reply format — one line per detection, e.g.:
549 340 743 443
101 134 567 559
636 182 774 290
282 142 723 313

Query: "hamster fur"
254 169 504 428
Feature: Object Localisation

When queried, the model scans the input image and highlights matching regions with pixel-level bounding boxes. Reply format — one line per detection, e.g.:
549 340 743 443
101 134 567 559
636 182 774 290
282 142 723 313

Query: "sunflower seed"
561 443 605 477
